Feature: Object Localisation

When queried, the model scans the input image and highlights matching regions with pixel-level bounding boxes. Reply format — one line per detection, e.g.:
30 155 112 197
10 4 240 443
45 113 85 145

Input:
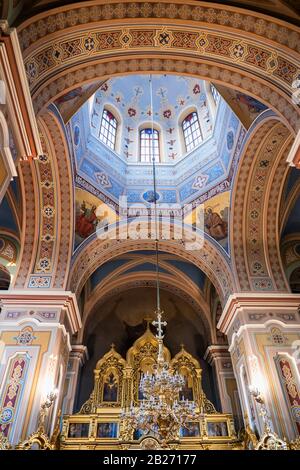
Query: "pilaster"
0 290 81 445
218 293 300 440
62 344 88 415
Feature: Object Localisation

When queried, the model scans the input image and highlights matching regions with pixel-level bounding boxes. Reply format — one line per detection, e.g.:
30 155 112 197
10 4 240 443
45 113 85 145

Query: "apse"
76 286 219 413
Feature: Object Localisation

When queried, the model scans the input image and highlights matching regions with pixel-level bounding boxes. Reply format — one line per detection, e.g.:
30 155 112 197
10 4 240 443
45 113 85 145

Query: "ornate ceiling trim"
68 225 236 304
13 159 38 288
231 117 292 292
266 136 293 291
13 109 74 289
17 1 300 51
16 1 300 130
40 110 74 289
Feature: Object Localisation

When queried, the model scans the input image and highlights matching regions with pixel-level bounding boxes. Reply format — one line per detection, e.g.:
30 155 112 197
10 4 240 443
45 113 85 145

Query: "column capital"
70 345 89 366
204 345 233 372
217 293 300 338
204 345 230 362
0 290 82 334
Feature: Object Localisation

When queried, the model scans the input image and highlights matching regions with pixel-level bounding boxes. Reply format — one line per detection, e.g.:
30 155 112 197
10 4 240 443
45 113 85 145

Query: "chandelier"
120 309 199 444
120 76 199 445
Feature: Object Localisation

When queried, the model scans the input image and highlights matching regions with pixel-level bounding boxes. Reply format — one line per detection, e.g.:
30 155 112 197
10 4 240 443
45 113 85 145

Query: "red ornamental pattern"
278 358 300 434
0 355 28 437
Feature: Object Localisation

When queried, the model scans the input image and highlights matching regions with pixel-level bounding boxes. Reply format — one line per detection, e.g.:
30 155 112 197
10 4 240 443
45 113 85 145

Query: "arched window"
182 111 202 152
210 84 220 105
99 109 117 150
140 128 160 162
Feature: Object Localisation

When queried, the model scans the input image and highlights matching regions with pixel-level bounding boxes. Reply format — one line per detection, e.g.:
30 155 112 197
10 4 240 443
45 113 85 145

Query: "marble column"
0 290 81 445
218 293 300 441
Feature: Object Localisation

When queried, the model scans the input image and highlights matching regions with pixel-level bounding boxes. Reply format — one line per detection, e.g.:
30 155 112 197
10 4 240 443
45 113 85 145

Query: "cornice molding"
217 292 300 334
0 290 82 334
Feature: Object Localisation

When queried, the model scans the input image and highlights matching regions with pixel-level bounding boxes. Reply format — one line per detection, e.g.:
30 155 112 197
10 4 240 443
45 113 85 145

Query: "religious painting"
184 191 229 252
75 188 117 248
178 369 194 401
214 85 267 129
68 423 89 438
133 424 158 440
275 355 300 434
207 421 228 437
55 85 85 121
97 422 118 438
102 372 118 402
179 422 200 438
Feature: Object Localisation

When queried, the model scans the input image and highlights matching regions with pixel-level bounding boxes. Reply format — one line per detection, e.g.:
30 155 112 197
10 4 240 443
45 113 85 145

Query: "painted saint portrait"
204 207 228 241
179 375 194 401
68 423 89 438
180 422 200 438
75 188 117 248
184 191 230 252
133 424 158 440
207 421 228 437
75 201 98 239
102 372 118 402
97 422 118 438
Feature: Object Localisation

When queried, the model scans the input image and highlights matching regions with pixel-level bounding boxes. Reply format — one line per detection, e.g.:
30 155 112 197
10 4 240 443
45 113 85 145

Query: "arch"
14 109 74 289
81 259 213 336
81 274 213 343
16 2 299 133
231 115 293 292
68 221 236 305
11 2 300 292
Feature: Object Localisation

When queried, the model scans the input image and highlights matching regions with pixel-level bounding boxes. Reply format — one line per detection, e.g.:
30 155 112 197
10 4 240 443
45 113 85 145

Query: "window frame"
99 108 118 150
140 127 160 163
210 84 220 105
182 111 203 153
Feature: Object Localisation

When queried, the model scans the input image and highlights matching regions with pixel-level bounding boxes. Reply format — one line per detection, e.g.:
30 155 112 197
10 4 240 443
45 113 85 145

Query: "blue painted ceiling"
70 74 244 207
0 196 18 234
282 195 300 237
90 74 213 162
89 251 207 292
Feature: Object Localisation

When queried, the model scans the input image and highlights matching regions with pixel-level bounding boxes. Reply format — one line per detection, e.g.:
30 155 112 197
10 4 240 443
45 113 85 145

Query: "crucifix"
152 309 167 340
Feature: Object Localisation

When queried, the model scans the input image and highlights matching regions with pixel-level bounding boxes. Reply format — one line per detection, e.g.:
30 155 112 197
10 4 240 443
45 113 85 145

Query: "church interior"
0 0 300 451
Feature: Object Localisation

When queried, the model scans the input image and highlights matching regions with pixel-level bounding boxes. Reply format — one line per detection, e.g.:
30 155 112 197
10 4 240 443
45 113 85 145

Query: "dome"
70 74 242 209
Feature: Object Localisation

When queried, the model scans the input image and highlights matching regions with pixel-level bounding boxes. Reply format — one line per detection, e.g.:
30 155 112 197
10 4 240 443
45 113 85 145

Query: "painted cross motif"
159 32 170 46
134 86 143 98
157 87 167 99
95 172 112 188
192 174 208 190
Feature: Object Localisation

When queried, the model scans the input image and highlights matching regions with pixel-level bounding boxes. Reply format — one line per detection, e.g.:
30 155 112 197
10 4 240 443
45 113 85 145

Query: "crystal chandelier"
120 76 199 445
120 309 199 444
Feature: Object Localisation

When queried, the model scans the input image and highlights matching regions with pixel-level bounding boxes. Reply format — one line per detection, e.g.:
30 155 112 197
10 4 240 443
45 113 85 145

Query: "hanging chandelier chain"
120 76 200 446
149 74 161 313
